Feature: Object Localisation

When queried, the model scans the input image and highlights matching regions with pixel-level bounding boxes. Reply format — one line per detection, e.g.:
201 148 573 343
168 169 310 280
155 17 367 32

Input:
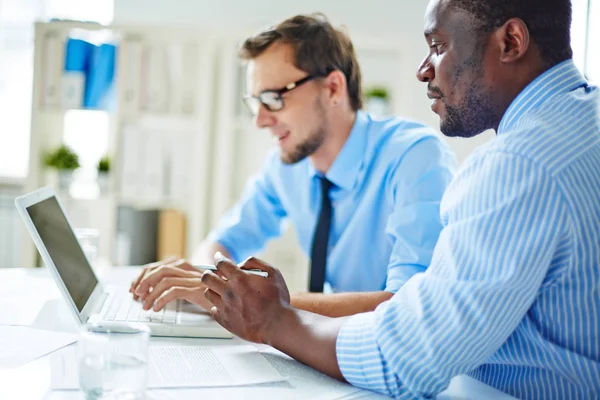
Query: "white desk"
0 268 516 400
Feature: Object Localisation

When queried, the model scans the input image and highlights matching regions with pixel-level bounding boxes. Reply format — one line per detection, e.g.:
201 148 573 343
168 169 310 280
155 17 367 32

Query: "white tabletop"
0 267 516 400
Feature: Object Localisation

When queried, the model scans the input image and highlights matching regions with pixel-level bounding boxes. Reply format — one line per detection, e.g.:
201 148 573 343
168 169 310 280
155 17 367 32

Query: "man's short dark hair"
450 0 573 69
239 13 363 111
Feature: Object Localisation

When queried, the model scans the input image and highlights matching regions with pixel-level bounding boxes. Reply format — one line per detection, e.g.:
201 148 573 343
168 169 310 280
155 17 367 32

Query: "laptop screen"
26 196 98 311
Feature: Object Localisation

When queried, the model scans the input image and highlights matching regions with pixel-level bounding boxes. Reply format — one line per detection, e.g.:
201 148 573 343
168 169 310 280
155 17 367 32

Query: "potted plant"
97 155 111 194
364 86 390 117
43 145 80 190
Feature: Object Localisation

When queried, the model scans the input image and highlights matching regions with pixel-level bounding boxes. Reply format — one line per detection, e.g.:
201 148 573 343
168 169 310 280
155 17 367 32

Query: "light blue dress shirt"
336 60 600 399
208 111 456 293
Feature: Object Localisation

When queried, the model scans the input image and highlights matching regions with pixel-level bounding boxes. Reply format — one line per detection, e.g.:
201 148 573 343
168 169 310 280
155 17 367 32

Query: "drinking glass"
78 322 150 400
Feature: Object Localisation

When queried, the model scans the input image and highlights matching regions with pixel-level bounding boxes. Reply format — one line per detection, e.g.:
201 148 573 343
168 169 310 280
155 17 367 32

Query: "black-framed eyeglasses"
243 75 318 116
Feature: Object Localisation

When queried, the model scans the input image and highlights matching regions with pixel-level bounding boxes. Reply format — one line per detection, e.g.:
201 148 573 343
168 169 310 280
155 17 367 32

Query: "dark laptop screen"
26 196 98 311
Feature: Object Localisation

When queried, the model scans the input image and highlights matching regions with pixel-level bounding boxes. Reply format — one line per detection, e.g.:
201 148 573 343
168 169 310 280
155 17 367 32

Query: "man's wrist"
262 305 298 346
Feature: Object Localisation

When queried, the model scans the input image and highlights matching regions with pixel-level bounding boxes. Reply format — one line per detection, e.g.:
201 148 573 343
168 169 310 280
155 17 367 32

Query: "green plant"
365 86 390 101
43 145 80 170
97 155 110 173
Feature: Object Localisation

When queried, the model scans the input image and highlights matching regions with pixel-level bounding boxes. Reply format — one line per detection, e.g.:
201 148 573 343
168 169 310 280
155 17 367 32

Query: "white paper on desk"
261 348 362 400
0 326 77 368
0 298 43 326
52 345 286 389
0 274 59 326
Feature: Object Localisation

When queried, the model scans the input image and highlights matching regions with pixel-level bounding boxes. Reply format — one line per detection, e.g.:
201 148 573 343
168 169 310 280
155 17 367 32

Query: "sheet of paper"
151 348 364 400
0 299 43 326
0 274 59 326
260 349 362 400
51 344 286 389
0 326 77 368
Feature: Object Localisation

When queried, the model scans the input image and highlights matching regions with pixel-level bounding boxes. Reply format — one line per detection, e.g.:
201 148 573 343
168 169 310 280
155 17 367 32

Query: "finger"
152 286 193 312
131 266 158 299
161 255 179 264
214 253 243 281
238 257 279 280
135 265 197 298
203 288 223 309
142 277 202 310
200 270 229 296
172 259 199 272
130 264 153 293
130 256 178 293
166 259 204 278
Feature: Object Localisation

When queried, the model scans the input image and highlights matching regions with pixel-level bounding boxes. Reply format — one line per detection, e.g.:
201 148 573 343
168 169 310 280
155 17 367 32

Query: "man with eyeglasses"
130 13 457 318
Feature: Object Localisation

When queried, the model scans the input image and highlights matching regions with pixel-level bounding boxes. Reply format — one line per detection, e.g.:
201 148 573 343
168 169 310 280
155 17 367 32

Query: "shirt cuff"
336 312 390 393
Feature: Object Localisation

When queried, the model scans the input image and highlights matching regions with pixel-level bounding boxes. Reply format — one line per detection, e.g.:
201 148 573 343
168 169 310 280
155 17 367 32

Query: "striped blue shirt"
336 60 600 399
208 111 456 293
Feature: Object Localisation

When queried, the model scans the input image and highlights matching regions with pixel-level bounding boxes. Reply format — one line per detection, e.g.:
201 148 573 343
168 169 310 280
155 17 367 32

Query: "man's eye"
430 44 442 55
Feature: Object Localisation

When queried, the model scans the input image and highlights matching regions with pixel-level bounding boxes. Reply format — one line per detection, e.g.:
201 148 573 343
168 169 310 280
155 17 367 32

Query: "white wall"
115 0 427 37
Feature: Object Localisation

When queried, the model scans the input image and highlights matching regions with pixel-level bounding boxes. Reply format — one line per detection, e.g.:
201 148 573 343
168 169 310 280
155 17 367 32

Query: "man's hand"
130 256 193 298
129 257 212 311
202 255 291 344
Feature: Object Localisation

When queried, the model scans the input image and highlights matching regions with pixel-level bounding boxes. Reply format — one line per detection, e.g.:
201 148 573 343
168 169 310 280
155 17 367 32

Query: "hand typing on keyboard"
130 258 214 312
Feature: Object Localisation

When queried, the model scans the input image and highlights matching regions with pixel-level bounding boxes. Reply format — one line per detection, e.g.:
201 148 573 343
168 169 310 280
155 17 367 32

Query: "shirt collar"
498 59 588 134
308 110 369 191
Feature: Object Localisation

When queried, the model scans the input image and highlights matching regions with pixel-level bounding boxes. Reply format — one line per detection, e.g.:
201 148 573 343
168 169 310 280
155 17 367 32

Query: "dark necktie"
309 177 333 292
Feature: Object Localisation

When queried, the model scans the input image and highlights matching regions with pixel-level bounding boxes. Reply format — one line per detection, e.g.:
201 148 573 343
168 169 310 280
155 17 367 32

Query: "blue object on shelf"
64 38 93 72
62 38 94 108
84 43 117 110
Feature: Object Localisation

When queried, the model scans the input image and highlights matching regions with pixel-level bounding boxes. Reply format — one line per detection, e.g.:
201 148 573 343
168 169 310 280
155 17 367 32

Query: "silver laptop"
15 186 232 338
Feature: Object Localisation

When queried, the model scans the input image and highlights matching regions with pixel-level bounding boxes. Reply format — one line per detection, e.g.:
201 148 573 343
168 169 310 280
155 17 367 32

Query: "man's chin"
280 150 303 165
439 117 464 137
440 121 485 138
280 156 294 165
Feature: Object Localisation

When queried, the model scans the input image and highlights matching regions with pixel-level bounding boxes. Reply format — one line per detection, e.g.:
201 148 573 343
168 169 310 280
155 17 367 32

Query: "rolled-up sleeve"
384 136 456 293
337 312 414 397
207 151 287 263
337 151 566 398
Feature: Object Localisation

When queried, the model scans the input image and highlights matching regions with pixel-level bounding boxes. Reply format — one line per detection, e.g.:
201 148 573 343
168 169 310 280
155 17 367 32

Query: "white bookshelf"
22 21 218 268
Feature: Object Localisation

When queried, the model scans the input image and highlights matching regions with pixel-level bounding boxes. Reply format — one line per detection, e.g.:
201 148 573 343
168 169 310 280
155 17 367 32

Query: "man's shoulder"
480 84 600 171
485 119 595 175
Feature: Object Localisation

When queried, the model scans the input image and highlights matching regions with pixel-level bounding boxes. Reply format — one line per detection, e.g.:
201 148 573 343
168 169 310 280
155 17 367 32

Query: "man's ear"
495 18 530 64
323 70 347 106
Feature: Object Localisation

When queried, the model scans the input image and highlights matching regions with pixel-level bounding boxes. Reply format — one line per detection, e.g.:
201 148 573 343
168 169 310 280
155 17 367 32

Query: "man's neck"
310 110 357 173
493 58 549 131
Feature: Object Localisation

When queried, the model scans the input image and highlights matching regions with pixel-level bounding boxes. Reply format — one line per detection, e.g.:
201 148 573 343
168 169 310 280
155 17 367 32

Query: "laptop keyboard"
103 292 179 324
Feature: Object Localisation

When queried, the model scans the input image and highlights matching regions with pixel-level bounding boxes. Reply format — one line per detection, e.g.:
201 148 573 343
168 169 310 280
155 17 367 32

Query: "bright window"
63 109 110 198
573 0 598 81
586 0 599 82
0 0 37 179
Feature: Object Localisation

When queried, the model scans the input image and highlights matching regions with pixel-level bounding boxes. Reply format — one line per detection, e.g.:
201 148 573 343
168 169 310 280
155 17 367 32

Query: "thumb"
240 256 278 275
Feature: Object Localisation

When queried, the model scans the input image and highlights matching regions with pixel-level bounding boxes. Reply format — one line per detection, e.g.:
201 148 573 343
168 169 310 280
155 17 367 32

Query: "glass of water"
78 322 150 400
